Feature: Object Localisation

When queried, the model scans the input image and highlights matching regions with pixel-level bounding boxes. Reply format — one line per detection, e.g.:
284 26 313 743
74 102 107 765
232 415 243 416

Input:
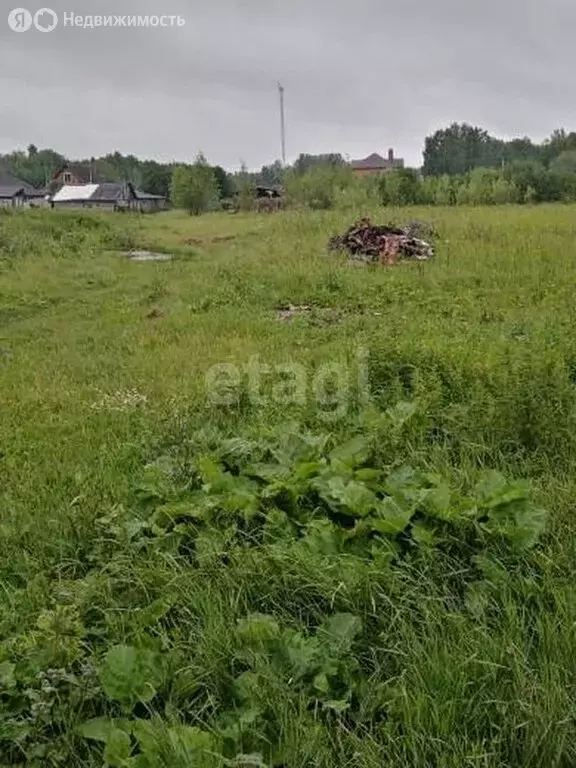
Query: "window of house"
63 172 72 183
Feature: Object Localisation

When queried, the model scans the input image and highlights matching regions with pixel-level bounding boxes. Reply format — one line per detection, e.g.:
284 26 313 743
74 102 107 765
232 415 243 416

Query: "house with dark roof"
51 163 107 190
0 172 47 207
350 149 405 176
51 182 166 212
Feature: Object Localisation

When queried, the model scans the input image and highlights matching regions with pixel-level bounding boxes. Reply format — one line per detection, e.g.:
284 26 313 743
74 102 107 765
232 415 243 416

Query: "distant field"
2 205 576 766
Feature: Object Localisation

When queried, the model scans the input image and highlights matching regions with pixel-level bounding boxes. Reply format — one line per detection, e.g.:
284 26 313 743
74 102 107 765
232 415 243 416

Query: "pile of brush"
328 218 435 265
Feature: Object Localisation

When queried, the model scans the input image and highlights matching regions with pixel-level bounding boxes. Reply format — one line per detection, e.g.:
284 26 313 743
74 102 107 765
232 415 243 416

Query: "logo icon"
8 7 32 31
34 7 57 31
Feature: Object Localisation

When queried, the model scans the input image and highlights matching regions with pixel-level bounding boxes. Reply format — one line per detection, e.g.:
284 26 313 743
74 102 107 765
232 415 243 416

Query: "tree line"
4 124 576 210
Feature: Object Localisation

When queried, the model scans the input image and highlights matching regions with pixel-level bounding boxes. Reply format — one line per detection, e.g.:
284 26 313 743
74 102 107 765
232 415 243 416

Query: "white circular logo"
34 7 58 32
8 7 32 31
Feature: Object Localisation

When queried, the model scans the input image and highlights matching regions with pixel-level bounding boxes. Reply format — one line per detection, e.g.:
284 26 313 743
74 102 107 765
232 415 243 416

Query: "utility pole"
278 82 286 166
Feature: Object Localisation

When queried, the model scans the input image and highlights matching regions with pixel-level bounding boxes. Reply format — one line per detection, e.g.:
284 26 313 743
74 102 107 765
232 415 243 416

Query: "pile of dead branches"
328 218 434 265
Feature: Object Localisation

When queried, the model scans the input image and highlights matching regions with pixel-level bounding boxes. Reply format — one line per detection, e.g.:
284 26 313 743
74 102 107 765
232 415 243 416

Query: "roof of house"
51 182 166 203
53 164 108 184
0 186 24 198
51 184 101 202
134 189 166 200
351 152 404 170
0 172 35 198
90 183 130 201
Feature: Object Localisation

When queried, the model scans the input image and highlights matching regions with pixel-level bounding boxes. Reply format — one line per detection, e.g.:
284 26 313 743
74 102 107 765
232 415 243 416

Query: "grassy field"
2 204 576 766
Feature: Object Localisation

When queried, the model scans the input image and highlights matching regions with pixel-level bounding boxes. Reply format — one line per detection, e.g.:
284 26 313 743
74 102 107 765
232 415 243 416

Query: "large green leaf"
302 520 343 555
272 431 327 465
152 500 206 528
475 471 530 509
314 475 377 517
329 436 371 467
372 497 414 535
78 717 117 744
165 725 216 761
284 631 322 679
321 613 362 653
103 728 132 767
515 504 548 549
243 463 291 482
411 520 437 546
99 645 162 709
486 501 548 550
421 484 455 521
236 614 281 644
132 720 159 759
383 466 426 508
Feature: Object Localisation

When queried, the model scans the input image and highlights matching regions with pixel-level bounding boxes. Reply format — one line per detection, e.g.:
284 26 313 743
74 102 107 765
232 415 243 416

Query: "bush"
466 168 499 205
334 175 380 210
433 175 459 205
379 168 423 206
171 153 219 215
492 177 521 204
284 164 352 210
233 163 256 212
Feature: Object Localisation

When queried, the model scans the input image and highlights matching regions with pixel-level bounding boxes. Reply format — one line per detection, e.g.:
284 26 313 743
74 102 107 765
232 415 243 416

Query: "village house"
51 182 166 212
350 149 405 177
50 163 106 191
0 172 47 207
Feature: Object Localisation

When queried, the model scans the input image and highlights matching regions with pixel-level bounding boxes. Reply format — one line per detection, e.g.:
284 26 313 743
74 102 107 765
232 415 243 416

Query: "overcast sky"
1 0 575 170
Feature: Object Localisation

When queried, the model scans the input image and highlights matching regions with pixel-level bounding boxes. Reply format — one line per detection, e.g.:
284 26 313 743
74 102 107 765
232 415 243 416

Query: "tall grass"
1 206 576 766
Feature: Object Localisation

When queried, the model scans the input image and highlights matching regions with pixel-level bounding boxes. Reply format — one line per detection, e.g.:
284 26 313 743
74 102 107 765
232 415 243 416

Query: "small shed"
133 190 167 212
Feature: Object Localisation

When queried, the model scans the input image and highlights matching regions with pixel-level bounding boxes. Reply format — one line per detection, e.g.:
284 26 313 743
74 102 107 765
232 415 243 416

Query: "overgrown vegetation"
6 122 576 208
1 206 576 766
170 154 220 215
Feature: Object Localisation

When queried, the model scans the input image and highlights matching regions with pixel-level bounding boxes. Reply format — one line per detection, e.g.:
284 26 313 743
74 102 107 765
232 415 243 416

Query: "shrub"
379 168 423 206
171 153 219 215
433 175 459 205
284 164 352 210
492 177 521 204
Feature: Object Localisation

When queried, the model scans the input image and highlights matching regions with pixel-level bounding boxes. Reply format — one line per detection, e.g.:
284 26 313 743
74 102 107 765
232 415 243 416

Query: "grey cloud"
1 0 575 169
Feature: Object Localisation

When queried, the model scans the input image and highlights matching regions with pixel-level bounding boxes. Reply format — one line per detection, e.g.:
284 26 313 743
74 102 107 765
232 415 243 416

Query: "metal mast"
278 82 286 165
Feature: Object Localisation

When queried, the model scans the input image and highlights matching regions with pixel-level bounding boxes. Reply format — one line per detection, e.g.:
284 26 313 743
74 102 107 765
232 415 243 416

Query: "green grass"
1 204 576 766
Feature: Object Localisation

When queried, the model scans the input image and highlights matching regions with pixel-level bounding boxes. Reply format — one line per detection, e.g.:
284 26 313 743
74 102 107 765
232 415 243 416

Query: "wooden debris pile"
328 218 434 265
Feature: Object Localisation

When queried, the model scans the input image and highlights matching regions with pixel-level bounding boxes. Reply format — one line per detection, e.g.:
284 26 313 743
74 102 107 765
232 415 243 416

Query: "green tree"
423 123 495 176
234 162 256 211
423 123 545 176
171 153 219 215
504 161 546 202
259 160 284 188
212 165 233 199
550 150 576 175
293 153 345 175
140 160 172 198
